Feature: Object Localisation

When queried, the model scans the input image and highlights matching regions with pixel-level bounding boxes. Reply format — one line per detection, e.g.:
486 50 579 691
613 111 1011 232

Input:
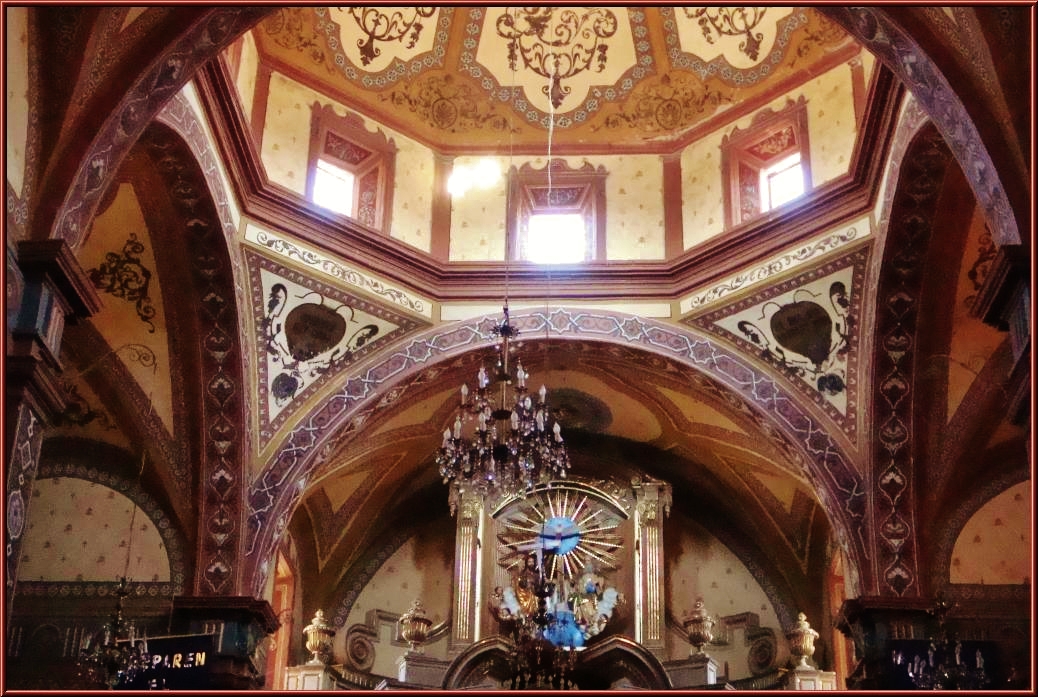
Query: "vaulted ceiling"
11 6 1030 626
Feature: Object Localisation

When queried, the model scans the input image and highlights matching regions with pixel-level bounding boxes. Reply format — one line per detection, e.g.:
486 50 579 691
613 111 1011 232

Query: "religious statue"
512 552 541 617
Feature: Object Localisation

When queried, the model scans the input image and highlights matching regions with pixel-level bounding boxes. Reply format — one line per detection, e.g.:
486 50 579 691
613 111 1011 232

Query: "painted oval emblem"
284 304 347 361
769 301 832 368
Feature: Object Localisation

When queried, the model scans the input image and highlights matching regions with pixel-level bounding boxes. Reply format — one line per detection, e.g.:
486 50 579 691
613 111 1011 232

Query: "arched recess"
245 310 868 598
929 469 1031 594
319 444 810 652
24 438 191 595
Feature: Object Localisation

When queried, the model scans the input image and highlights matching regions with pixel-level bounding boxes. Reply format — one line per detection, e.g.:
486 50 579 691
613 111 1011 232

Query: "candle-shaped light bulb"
538 384 547 403
516 361 527 387
453 416 462 439
478 412 487 431
536 411 545 431
442 428 451 447
553 421 563 442
460 383 469 405
478 366 488 388
511 411 520 431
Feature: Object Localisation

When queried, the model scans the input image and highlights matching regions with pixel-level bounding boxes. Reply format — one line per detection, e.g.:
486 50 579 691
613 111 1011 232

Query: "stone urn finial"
303 609 335 664
787 612 819 669
398 599 433 653
683 599 715 655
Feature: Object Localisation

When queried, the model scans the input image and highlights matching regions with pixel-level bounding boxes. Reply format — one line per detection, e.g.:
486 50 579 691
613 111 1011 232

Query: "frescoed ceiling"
251 6 856 153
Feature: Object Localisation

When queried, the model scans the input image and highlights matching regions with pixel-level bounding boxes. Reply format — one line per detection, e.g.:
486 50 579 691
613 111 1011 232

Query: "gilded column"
632 476 672 658
448 489 485 655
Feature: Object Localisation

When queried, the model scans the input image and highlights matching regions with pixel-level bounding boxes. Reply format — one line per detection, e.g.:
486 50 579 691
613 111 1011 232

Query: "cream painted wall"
6 6 29 200
449 153 665 262
950 481 1031 585
681 55 864 250
448 155 508 261
233 31 259 125
806 60 861 185
18 478 171 583
680 129 727 249
665 512 788 677
603 153 666 260
391 134 435 252
260 71 434 253
262 72 318 196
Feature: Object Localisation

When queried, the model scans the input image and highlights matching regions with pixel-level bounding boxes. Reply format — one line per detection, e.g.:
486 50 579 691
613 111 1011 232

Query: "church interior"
3 6 1032 691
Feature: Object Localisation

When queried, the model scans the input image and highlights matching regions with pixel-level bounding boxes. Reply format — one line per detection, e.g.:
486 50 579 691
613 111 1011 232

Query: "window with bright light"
307 103 396 232
722 96 811 227
527 213 587 264
312 159 355 216
508 159 607 264
760 152 804 211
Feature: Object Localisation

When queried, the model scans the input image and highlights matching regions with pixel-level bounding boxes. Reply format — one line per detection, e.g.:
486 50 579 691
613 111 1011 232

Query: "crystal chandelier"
890 595 990 690
437 305 570 508
76 577 152 689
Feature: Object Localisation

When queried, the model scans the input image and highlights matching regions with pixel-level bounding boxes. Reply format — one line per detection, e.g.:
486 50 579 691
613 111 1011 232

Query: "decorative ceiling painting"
253 6 854 153
247 251 428 446
470 7 644 115
685 244 869 440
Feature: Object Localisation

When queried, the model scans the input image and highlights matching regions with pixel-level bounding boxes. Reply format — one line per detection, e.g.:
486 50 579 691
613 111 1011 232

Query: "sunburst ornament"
497 486 624 583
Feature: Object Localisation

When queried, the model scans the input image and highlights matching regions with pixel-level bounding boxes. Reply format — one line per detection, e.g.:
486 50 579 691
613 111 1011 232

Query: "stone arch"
43 9 268 248
821 7 1021 247
245 309 868 597
869 123 955 598
127 121 248 596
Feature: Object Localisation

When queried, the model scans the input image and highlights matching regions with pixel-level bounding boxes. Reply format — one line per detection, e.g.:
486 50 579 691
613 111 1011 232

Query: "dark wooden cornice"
970 244 1030 330
194 58 902 305
16 239 103 319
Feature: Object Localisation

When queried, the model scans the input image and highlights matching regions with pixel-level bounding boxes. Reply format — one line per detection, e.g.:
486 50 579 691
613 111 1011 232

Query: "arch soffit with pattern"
245 310 869 596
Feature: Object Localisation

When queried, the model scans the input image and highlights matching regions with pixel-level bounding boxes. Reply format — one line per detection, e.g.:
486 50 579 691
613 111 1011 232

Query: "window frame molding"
306 102 397 233
506 159 608 263
721 96 811 228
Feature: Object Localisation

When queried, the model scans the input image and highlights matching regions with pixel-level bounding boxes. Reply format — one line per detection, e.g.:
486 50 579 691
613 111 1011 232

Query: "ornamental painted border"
680 217 868 315
313 7 452 86
244 224 431 318
663 8 808 86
